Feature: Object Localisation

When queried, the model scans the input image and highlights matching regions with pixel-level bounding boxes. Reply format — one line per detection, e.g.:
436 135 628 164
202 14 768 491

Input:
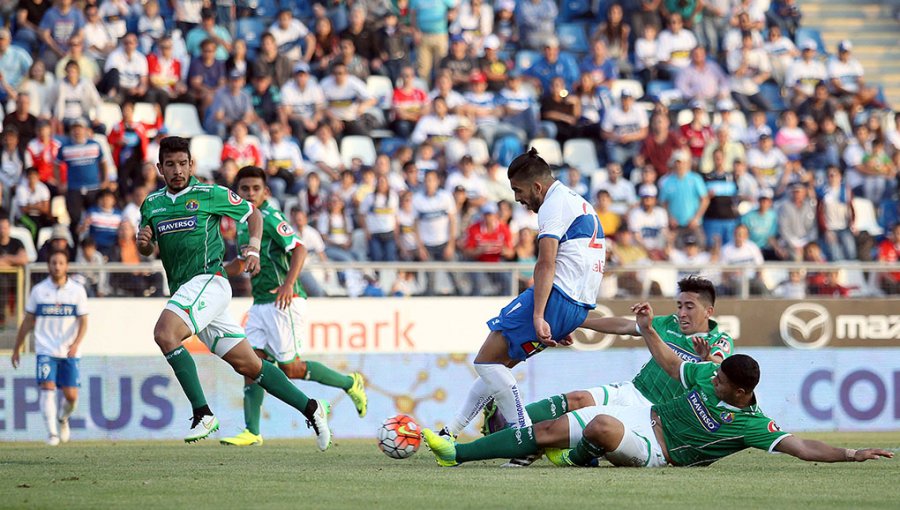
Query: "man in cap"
826 40 882 109
785 39 825 105
280 61 325 141
601 88 649 168
658 149 708 247
479 35 508 92
440 33 478 89
205 69 256 138
524 36 579 92
464 201 514 296
628 183 669 258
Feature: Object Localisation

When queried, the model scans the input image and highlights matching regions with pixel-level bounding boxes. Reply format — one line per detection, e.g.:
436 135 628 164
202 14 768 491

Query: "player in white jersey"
437 148 607 458
11 251 88 445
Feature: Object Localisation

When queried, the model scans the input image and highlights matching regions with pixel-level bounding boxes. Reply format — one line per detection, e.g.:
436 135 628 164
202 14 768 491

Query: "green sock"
243 383 264 435
524 394 569 423
568 436 606 466
304 361 353 390
456 426 539 463
165 346 207 409
256 361 311 416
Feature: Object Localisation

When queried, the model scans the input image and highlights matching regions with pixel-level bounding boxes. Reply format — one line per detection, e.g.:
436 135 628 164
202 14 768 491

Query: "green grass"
1 433 898 509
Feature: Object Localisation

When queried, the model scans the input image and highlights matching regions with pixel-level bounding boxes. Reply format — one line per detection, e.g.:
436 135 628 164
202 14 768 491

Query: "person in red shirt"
26 119 64 193
637 112 683 178
147 36 187 110
220 121 263 168
679 100 713 162
878 223 900 294
107 101 150 196
464 201 515 296
391 65 429 138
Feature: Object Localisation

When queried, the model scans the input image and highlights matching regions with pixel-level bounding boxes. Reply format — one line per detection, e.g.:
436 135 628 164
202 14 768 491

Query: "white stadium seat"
190 135 224 179
563 138 600 171
528 138 562 166
164 103 206 137
97 102 122 134
340 135 377 167
10 226 36 262
366 75 394 110
852 197 883 236
610 79 644 102
133 102 158 126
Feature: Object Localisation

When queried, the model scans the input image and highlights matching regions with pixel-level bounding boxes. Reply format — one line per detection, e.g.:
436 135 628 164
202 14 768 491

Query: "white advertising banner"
79 298 508 356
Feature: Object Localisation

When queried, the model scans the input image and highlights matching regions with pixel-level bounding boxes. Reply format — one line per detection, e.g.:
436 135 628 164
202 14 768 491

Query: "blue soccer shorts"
36 355 81 388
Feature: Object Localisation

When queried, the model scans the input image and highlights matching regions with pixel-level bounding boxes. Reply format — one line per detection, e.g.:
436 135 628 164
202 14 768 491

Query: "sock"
255 361 311 418
456 425 539 463
475 363 532 429
40 389 58 437
446 376 490 436
525 394 569 423
165 346 208 410
60 398 77 421
304 361 353 390
568 436 606 466
243 383 264 435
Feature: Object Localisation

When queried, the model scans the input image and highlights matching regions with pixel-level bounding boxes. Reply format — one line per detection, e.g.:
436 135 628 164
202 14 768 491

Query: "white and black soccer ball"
377 415 421 459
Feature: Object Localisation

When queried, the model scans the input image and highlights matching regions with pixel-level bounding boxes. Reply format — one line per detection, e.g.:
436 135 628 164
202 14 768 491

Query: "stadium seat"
92 134 116 177
281 196 299 214
713 110 747 129
677 108 709 126
190 135 225 179
340 135 377 167
646 80 675 99
610 79 644 102
643 268 678 297
852 197 883 236
563 138 600 172
10 226 36 262
515 50 540 72
366 75 394 110
557 23 589 53
132 102 158 127
379 137 406 156
794 28 825 54
560 0 592 21
164 103 205 137
492 134 524 166
760 83 787 112
51 196 70 226
469 138 490 165
97 102 122 134
528 138 562 166
236 18 266 50
589 168 609 195
36 226 74 250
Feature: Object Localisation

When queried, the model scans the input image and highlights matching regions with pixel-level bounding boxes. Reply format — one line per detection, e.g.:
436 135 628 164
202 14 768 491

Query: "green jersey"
654 362 790 467
140 177 252 294
236 200 307 304
632 315 734 404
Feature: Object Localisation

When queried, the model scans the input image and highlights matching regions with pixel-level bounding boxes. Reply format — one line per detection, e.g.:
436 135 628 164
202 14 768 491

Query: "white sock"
474 363 532 429
40 389 59 437
60 398 77 421
446 377 490 436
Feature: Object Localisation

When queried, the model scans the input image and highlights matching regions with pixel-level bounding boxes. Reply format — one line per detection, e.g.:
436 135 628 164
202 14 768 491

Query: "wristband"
249 236 262 251
845 448 857 461
244 249 260 259
635 322 642 335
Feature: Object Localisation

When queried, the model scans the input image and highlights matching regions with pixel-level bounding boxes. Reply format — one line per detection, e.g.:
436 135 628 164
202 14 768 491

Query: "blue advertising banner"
2 349 898 442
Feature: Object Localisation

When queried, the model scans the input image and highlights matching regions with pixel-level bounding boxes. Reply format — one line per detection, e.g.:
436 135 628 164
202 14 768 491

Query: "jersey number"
583 203 604 250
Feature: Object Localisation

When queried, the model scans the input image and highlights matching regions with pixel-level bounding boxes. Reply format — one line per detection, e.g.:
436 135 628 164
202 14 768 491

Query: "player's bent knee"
534 418 570 448
567 390 594 410
584 415 621 442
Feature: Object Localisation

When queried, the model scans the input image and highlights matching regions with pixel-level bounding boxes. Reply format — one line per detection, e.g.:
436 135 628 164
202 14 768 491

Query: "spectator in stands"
580 39 617 89
55 34 100 84
269 8 315 64
280 61 324 141
26 119 60 191
601 88 648 167
637 112 682 178
0 128 24 205
492 0 518 48
39 0 86 68
573 72 610 141
76 236 107 296
186 8 232 62
659 149 709 245
634 24 659 85
0 213 28 322
187 39 226 117
14 167 52 238
205 69 255 138
525 36 579 92
444 119 483 168
719 223 766 295
796 81 838 129
539 75 581 144
318 193 362 268
859 139 896 203
778 182 817 260
359 174 400 262
53 60 102 134
763 24 798 86
445 155 487 208
107 101 149 193
413 169 459 294
306 123 344 182
679 101 713 160
656 13 697 78
224 38 248 77
342 5 380 72
261 123 304 201
391 65 429 138
147 36 187 110
628 0 662 39
396 190 419 261
289 208 327 297
253 32 293 88
321 62 379 137
409 0 454 84
83 3 115 62
101 33 150 104
675 47 730 107
137 0 165 54
0 28 31 105
79 188 121 257
248 71 283 128
747 133 786 190
428 70 465 112
478 34 508 92
785 42 826 106
816 166 856 261
877 223 900 294
741 187 778 259
597 161 637 216
36 224 73 262
312 17 341 74
14 0 51 55
593 3 631 75
454 0 493 50
410 96 459 146
335 37 370 81
378 11 411 84
628 183 669 258
440 33 477 90
4 94 36 152
515 0 557 50
827 40 882 110
774 110 809 159
703 148 741 246
697 0 729 55
700 125 745 174
464 201 514 296
497 71 539 139
220 121 263 169
726 32 772 113
97 0 137 42
121 185 146 230
109 220 163 297
56 117 109 239
768 0 802 38
742 109 771 147
722 11 762 56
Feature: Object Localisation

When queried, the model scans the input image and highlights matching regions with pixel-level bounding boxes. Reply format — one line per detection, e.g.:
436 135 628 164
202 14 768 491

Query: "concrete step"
803 3 895 18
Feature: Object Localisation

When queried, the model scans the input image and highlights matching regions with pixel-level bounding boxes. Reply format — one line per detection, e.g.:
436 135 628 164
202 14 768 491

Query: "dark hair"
159 136 191 164
235 165 267 184
720 354 760 392
677 275 716 306
508 147 551 182
81 237 96 248
48 248 69 262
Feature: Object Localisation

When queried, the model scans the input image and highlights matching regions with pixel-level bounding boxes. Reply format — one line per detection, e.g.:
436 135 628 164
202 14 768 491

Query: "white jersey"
25 278 88 358
627 206 669 251
413 189 457 247
656 29 697 69
537 181 605 307
826 57 864 93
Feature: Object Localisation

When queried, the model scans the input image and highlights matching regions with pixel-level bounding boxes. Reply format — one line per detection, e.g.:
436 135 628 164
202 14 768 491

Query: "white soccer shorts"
567 404 667 468
165 274 245 357
244 299 307 363
585 381 653 408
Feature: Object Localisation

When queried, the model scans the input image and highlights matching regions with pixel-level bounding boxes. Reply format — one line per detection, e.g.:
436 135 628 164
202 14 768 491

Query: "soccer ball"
377 415 421 459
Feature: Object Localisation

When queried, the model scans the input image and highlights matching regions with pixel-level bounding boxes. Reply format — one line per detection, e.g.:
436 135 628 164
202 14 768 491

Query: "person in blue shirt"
409 0 455 85
185 8 233 61
38 0 86 68
0 28 33 104
741 187 780 259
56 117 108 245
658 150 709 246
524 37 579 93
79 189 122 257
515 0 558 50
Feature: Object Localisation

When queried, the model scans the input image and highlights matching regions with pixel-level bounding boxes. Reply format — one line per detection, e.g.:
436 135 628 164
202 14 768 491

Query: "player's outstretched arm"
11 313 35 369
775 435 894 463
579 316 638 335
633 302 683 381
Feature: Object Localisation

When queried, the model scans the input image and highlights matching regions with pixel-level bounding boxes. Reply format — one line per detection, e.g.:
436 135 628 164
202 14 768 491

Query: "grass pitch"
1 432 897 509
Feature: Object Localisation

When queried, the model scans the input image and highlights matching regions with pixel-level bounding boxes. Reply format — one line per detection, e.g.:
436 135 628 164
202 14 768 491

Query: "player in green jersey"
220 166 367 447
138 137 331 448
422 301 893 468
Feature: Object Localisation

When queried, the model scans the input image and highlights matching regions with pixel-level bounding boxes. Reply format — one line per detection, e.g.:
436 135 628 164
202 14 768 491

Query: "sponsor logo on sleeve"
719 411 734 423
157 216 198 236
713 337 732 354
767 420 781 433
277 221 294 237
228 190 243 205
185 199 199 211
687 390 721 432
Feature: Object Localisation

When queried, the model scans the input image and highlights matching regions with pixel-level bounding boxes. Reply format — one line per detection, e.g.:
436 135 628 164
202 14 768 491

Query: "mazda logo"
780 303 832 349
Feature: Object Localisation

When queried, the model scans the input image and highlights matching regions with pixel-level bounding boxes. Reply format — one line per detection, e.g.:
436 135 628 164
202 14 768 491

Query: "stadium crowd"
0 0 897 299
